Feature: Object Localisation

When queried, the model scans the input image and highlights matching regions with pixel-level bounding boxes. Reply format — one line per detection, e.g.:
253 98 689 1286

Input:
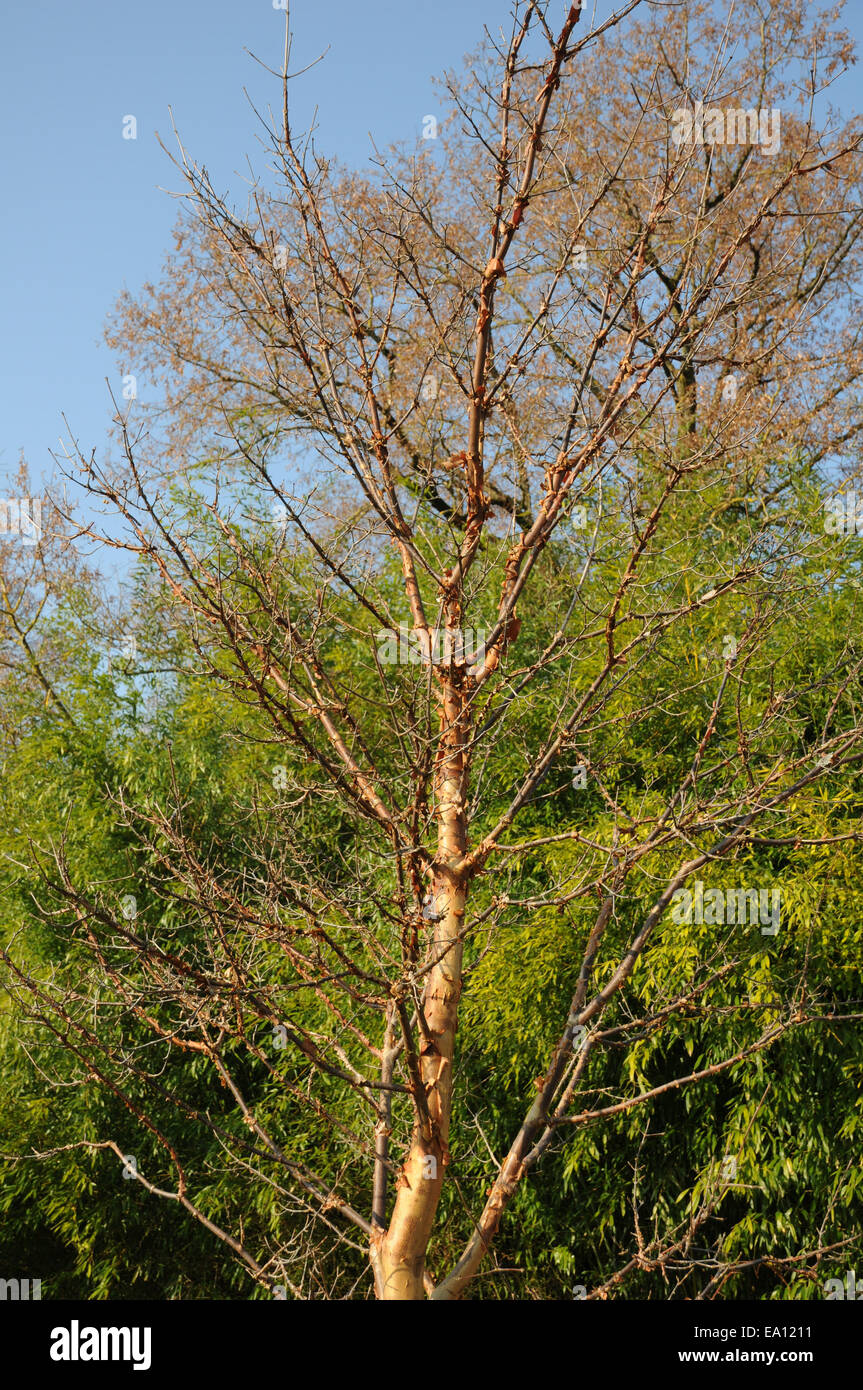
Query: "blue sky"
0 0 500 487
2 0 862 493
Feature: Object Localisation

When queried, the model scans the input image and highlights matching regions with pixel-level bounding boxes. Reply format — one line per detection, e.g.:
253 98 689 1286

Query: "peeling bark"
375 658 468 1298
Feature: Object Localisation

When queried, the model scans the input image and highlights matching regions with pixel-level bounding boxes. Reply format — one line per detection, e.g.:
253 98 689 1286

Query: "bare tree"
3 0 863 1300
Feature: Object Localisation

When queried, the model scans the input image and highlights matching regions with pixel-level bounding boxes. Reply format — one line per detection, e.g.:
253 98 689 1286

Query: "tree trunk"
372 662 468 1298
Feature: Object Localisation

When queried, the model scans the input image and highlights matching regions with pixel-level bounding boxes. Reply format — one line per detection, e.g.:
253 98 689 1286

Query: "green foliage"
1 458 862 1300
